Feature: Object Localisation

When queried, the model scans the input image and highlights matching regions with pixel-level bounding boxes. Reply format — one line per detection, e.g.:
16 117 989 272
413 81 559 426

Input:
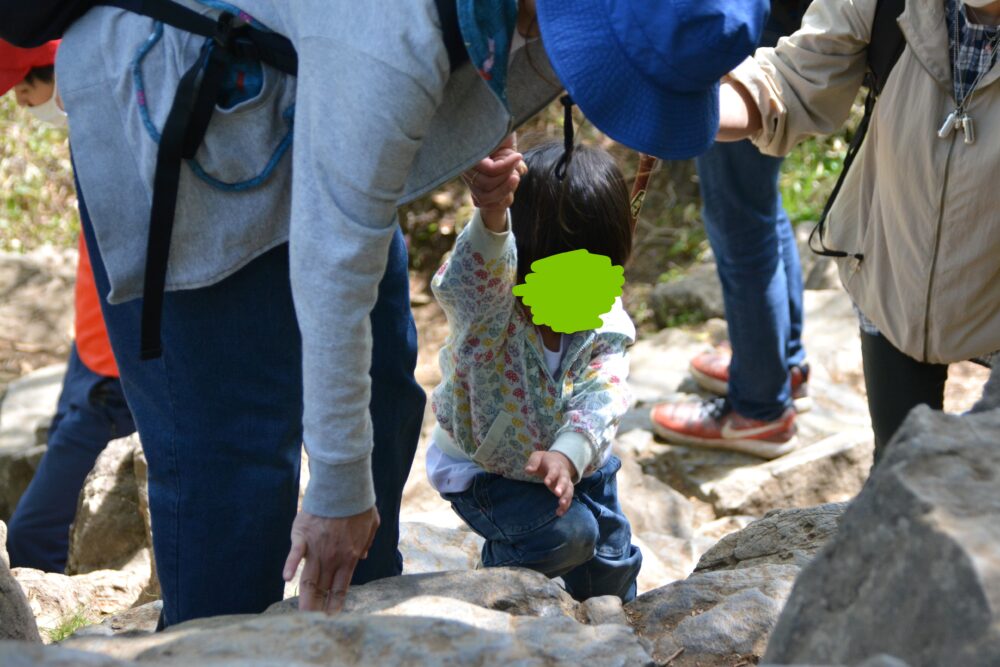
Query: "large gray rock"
764 396 1000 666
268 567 579 620
0 250 76 357
70 601 163 639
696 503 846 573
0 364 64 520
68 436 149 575
1 519 8 568
0 641 126 666
649 263 724 328
1 556 41 642
398 521 483 575
64 598 654 666
627 564 799 667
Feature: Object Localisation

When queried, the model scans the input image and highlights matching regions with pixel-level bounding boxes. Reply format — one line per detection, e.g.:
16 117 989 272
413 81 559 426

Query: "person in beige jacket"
717 0 1000 463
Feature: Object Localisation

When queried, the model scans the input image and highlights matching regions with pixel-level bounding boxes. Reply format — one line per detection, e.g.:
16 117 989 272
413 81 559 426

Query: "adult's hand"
716 79 762 142
282 506 380 613
463 134 528 230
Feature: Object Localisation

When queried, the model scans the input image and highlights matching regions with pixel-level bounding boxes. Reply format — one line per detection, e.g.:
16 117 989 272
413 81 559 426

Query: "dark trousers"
79 189 425 627
7 345 136 572
861 331 948 464
444 456 642 602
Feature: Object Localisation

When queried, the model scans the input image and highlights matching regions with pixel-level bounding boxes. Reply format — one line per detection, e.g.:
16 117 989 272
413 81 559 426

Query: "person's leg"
860 331 949 464
776 196 806 372
352 228 425 583
559 456 642 603
444 474 600 583
697 140 794 421
7 346 135 572
81 195 303 627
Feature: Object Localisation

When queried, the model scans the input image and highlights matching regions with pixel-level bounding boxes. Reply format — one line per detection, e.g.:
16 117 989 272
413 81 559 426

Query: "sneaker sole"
689 365 814 414
649 414 799 460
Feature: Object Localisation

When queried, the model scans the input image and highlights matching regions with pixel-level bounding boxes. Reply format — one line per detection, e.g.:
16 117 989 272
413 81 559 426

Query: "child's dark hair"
24 66 54 85
510 141 633 282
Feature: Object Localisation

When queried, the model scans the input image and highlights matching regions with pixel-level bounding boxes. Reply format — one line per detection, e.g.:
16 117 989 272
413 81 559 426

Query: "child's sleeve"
550 335 633 483
431 209 518 325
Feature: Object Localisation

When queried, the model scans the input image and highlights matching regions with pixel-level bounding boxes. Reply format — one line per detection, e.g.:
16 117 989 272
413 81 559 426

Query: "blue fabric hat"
535 0 769 160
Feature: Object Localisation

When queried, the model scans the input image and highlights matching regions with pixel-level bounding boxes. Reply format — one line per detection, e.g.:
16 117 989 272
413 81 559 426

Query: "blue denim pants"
695 139 806 421
7 344 136 572
444 456 642 602
79 191 425 627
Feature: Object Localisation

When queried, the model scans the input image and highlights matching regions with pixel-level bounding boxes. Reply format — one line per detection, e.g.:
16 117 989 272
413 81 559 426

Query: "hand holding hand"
463 134 528 232
282 506 380 614
525 450 577 516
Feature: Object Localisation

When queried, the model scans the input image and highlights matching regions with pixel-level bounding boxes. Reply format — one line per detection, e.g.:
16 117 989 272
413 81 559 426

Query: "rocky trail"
0 246 995 666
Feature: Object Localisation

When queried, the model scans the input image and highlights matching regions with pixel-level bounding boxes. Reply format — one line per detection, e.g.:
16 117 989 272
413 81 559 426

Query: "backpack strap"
808 0 906 259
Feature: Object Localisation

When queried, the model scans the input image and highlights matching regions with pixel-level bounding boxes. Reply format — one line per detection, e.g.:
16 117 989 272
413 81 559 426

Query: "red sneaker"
689 349 813 413
649 398 798 459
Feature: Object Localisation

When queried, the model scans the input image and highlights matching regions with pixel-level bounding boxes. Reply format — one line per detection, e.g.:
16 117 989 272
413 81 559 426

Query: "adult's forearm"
716 79 762 142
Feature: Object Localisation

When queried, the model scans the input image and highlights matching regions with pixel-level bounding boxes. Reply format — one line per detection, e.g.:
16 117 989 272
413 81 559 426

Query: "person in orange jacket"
2 39 136 572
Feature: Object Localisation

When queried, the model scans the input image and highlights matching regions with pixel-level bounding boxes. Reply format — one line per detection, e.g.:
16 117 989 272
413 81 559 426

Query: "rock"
0 642 127 667
398 521 484 575
692 516 757 559
128 445 158 606
1 555 42 642
66 599 655 666
632 533 696 588
70 601 162 639
268 567 579 620
695 503 846 573
627 564 799 667
804 257 840 291
971 366 999 413
1 519 8 568
0 364 65 520
617 450 695 539
650 263 725 329
764 400 1000 666
580 595 630 626
663 429 873 517
67 436 148 575
0 250 76 357
13 549 152 640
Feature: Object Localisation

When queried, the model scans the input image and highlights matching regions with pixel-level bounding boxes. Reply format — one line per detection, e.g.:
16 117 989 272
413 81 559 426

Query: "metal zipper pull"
938 109 960 138
961 113 975 144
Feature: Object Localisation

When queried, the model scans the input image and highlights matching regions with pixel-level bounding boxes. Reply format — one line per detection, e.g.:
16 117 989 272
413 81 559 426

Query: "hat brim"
0 68 28 97
536 0 720 161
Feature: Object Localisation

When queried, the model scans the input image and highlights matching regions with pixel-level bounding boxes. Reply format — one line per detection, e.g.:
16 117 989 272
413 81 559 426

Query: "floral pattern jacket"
431 211 635 483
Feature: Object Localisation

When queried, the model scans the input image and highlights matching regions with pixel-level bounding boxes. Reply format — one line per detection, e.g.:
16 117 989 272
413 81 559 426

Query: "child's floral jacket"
431 211 635 483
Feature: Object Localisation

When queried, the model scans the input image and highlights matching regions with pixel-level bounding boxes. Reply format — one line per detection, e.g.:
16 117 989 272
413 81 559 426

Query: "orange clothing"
75 235 119 378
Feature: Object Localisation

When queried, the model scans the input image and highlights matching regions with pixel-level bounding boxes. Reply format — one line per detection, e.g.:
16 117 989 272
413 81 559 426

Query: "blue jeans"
696 140 806 421
7 344 135 572
444 456 641 602
79 191 425 627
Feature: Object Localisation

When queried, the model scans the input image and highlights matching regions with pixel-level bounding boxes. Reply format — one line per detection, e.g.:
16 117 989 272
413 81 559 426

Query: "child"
2 39 136 572
428 140 642 602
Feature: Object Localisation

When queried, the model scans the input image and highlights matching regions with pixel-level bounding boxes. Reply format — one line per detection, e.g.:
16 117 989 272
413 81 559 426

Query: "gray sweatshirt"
56 0 561 517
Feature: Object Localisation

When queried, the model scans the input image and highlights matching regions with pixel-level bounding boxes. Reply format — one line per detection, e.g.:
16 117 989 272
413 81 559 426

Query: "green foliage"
46 607 92 643
0 95 79 253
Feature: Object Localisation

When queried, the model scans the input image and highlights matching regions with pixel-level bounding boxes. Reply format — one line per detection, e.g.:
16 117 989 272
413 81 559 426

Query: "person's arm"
717 0 875 154
280 11 449 613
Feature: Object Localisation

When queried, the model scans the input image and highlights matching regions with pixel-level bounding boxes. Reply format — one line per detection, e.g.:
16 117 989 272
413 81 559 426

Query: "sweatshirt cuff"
551 431 595 484
467 209 512 259
302 454 376 518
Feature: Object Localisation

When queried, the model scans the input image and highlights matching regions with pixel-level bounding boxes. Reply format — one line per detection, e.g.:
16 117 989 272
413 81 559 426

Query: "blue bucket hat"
535 0 769 160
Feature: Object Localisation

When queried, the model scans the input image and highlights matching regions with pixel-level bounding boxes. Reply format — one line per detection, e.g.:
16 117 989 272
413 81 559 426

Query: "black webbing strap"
137 8 297 359
808 0 905 259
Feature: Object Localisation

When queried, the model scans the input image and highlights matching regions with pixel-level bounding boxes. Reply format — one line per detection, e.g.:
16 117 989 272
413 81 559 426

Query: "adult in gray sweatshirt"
56 0 765 625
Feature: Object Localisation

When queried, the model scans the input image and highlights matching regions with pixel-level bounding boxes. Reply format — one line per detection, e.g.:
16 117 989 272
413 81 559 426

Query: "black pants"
861 331 948 465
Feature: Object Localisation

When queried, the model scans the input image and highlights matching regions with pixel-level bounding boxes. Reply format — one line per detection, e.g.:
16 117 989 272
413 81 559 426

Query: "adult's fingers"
361 509 380 560
298 556 325 611
324 559 359 614
283 534 307 581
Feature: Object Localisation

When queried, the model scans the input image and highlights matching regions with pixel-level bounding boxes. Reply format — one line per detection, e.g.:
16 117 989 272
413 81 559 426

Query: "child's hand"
463 134 528 232
525 451 577 516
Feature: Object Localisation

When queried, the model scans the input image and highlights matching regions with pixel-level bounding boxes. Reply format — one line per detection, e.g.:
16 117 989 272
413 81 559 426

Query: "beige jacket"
729 0 1000 364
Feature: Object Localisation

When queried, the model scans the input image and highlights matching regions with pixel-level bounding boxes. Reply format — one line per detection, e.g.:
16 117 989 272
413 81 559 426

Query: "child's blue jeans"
443 456 641 602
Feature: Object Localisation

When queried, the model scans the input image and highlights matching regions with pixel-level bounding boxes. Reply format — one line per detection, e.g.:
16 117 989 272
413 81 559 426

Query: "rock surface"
650 263 725 328
1 519 8 568
67 436 148 575
764 380 1000 667
1 552 42 642
627 564 799 667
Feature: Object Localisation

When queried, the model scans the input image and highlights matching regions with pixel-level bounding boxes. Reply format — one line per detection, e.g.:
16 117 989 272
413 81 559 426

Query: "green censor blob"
512 249 624 334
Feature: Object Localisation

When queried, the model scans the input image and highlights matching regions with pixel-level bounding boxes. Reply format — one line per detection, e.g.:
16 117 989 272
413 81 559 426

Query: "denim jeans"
7 344 136 572
696 139 806 421
79 189 425 627
444 456 641 602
